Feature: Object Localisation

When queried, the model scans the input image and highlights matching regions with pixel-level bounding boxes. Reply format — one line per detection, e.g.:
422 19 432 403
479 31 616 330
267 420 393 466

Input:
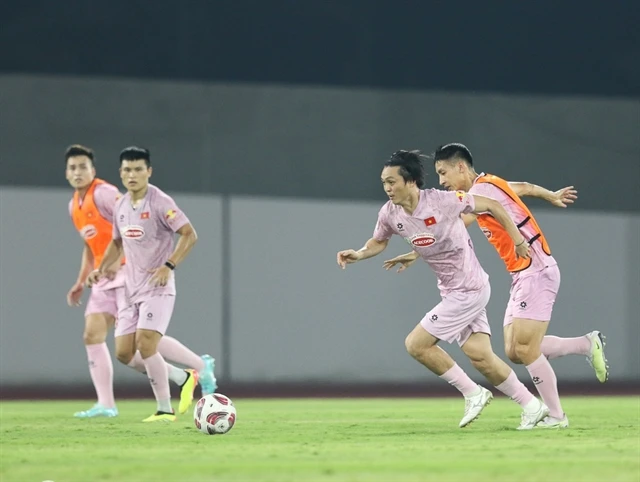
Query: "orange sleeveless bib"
475 173 551 273
71 179 119 269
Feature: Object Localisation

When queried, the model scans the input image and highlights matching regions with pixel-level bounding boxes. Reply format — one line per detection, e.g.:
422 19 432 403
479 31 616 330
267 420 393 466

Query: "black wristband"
164 261 176 270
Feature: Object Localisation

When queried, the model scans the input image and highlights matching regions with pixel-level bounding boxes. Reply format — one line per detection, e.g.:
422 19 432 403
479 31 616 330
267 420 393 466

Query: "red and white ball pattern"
193 393 236 435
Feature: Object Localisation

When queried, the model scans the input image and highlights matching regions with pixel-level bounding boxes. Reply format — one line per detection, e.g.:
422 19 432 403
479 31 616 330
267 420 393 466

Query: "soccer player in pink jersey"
80 146 216 422
386 143 608 429
67 145 217 419
337 150 549 430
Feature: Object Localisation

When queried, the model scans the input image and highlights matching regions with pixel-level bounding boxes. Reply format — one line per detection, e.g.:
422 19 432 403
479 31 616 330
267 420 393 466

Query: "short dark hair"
433 143 473 166
384 150 427 189
65 144 94 164
119 146 151 167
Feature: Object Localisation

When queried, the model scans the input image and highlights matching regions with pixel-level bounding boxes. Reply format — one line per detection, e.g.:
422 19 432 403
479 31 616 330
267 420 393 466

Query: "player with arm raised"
385 143 607 429
337 150 549 430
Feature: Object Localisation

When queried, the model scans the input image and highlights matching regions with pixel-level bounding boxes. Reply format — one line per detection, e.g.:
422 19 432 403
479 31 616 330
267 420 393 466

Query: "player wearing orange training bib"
65 145 216 419
385 143 608 429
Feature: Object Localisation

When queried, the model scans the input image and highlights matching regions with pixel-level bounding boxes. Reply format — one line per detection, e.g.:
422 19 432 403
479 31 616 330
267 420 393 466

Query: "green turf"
1 397 638 482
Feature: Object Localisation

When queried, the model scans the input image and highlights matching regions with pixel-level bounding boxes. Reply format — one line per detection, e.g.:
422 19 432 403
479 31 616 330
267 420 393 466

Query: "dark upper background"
1 0 639 211
2 1 639 96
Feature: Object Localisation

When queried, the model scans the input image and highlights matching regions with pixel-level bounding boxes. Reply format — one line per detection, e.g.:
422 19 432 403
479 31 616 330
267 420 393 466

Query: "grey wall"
0 188 224 385
1 74 639 212
1 188 638 386
1 73 638 388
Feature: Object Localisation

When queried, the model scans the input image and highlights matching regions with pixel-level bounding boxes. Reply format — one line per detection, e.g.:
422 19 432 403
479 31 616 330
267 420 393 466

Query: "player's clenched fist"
85 269 102 288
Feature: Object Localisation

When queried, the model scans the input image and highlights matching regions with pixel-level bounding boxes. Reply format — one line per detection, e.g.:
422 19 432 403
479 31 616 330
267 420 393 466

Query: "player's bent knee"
404 334 418 358
513 343 536 363
505 344 521 364
115 350 133 365
83 331 105 345
83 315 111 345
470 357 492 374
82 324 108 345
115 341 135 365
464 345 490 370
404 333 427 359
136 335 159 358
405 324 437 359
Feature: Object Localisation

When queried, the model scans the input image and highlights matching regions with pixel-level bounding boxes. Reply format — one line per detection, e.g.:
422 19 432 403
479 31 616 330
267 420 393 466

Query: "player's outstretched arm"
337 237 389 269
508 182 578 208
382 251 419 273
471 195 531 259
67 243 95 306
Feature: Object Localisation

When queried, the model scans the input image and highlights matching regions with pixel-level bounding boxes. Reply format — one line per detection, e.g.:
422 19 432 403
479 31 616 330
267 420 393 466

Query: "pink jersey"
468 174 557 275
68 183 120 220
113 184 191 303
373 189 489 295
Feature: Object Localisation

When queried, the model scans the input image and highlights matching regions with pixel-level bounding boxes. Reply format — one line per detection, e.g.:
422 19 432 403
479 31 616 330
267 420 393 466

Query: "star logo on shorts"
147 312 153 319
519 301 527 309
431 314 438 321
397 223 404 231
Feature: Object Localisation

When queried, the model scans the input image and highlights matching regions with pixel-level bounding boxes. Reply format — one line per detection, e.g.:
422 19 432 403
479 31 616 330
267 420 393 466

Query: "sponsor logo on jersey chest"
80 224 97 240
121 225 145 239
410 234 436 247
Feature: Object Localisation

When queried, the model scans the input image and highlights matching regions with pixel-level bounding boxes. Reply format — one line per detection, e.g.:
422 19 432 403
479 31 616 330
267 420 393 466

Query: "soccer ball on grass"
193 393 236 435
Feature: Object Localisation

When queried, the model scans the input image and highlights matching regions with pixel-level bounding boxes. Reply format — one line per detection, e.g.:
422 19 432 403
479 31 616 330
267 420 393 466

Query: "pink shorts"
85 286 126 318
504 264 560 326
84 270 127 318
420 283 491 347
115 294 176 337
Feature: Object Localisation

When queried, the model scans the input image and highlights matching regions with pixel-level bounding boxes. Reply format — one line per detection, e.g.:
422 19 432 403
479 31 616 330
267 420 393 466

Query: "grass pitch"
1 396 638 482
